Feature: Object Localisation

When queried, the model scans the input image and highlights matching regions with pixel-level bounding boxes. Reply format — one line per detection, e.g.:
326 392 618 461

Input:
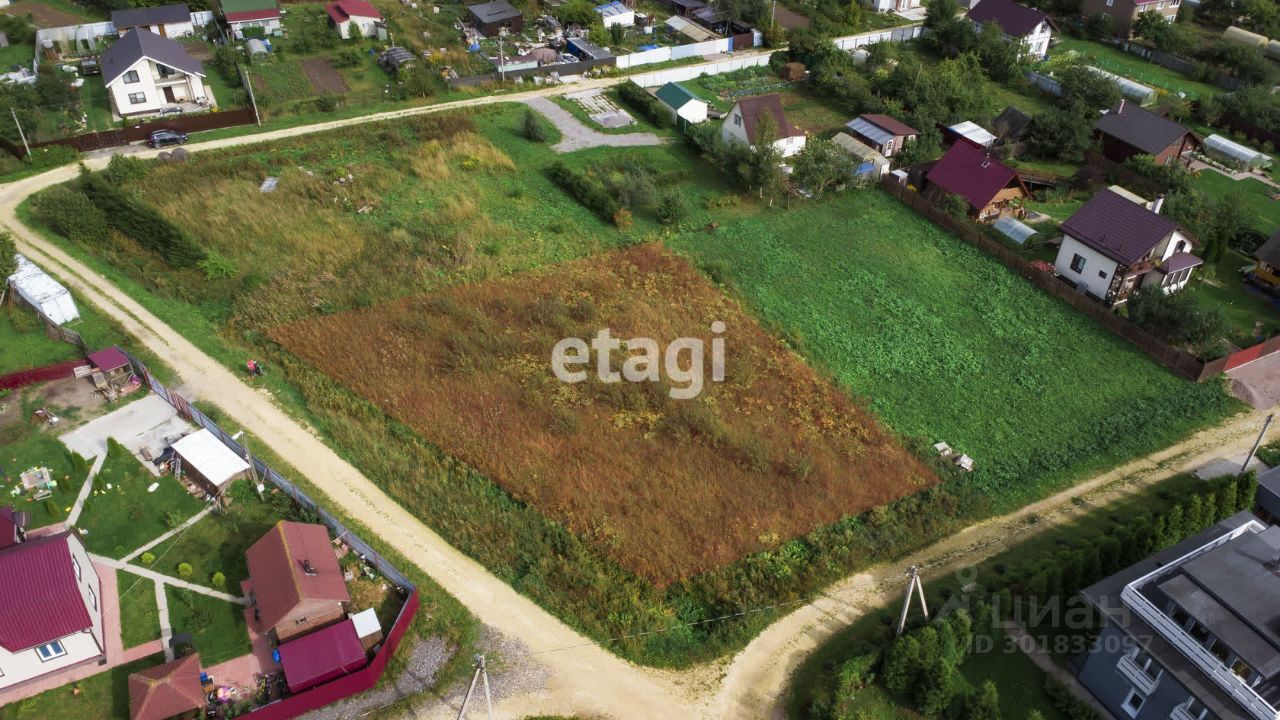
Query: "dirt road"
0 75 1272 719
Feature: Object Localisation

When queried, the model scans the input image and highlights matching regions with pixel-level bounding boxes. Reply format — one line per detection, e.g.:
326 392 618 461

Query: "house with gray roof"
1095 99 1202 167
1251 229 1280 291
654 82 708 126
845 113 918 159
100 29 209 118
1078 512 1280 720
112 3 195 39
1053 187 1200 305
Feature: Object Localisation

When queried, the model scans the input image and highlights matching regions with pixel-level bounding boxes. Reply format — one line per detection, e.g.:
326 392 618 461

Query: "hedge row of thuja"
617 81 674 129
545 160 622 224
78 172 204 268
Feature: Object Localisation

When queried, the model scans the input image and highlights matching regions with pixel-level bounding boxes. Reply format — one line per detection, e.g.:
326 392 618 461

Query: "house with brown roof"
0 531 105 690
844 113 918 159
1053 188 1200 305
966 0 1054 59
129 653 206 720
1094 99 1201 167
720 94 807 158
245 521 350 644
921 141 1030 222
1081 0 1179 38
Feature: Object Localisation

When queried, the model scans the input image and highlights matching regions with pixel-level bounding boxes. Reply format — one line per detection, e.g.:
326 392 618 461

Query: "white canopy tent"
172 429 250 491
6 253 79 325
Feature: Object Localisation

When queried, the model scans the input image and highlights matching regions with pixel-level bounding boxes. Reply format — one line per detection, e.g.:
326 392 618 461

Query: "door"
159 24 167 38
163 86 176 103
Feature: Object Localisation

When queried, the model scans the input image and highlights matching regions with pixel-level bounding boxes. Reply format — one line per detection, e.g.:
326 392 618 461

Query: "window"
1105 0 1113 5
87 586 97 611
1121 689 1145 717
72 554 81 581
35 641 66 661
1131 650 1160 681
1185 698 1215 720
157 64 174 78
733 114 741 127
128 92 146 105
123 70 139 84
1231 659 1252 680
1070 254 1086 273
1171 607 1191 628
1098 270 1107 279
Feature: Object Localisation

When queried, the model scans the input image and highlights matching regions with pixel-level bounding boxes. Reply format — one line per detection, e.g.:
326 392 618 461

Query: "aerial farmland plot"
20 102 1239 665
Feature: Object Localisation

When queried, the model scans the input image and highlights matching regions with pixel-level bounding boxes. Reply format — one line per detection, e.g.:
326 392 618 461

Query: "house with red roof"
719 94 807 158
1053 188 1200 305
921 141 1030 222
325 0 382 39
966 0 1054 60
245 521 351 644
128 653 206 720
0 531 105 691
219 0 282 40
1081 0 1179 37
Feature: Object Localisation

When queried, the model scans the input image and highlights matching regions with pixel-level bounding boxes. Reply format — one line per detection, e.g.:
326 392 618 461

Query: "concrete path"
522 96 664 153
64 453 106 528
1003 623 1118 720
93 554 246 605
1189 159 1280 191
155 580 174 662
122 505 214 563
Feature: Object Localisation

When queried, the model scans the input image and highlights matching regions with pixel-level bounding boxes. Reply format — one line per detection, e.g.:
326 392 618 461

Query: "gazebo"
129 653 205 720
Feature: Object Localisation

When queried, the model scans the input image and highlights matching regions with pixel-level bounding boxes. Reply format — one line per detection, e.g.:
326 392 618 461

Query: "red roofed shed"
278 618 368 694
245 521 350 643
923 141 1029 223
129 653 205 720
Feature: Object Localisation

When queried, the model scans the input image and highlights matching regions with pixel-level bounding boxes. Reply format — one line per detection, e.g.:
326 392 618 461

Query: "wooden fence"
877 177 1213 381
0 107 258 159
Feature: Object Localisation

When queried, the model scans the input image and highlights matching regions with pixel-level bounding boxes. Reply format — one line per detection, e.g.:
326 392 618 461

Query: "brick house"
1080 0 1181 38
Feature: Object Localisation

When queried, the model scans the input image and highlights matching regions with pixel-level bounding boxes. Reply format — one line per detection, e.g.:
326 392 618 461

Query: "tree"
1084 12 1114 40
1127 288 1227 355
1059 64 1121 112
916 653 957 716
896 126 944 167
1132 10 1171 46
1200 40 1272 86
964 681 1001 720
882 634 922 694
925 0 974 56
609 22 625 46
657 191 687 225
793 138 853 196
0 232 15 286
1027 107 1093 162
974 20 1029 84
558 0 601 29
738 113 786 201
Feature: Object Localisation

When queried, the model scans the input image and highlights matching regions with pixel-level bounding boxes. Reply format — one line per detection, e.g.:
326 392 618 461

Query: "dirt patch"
2 2 86 28
271 244 938 587
185 42 215 62
0 377 106 431
301 58 348 94
771 5 811 31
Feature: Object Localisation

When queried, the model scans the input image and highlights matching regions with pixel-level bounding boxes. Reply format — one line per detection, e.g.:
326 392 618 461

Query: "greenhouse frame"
1203 134 1272 171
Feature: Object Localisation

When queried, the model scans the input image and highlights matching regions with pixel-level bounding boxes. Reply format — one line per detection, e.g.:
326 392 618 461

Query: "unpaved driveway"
1228 351 1280 409
523 96 664 153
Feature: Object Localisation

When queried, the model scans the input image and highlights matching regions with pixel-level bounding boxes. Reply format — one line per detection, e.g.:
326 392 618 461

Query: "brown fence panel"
5 107 258 159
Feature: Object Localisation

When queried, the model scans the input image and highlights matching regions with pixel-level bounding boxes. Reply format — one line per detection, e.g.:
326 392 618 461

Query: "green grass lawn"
75 440 207 558
1050 37 1223 100
201 68 241 109
117 570 161 649
0 653 162 720
146 484 286 591
166 586 251 665
669 190 1238 508
78 81 115 131
0 425 86 529
0 42 31 68
1192 169 1280 234
1189 249 1280 343
0 303 80 374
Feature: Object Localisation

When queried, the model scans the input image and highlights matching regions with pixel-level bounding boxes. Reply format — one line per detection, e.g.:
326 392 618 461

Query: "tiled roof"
1061 189 1180 266
1094 101 1194 157
966 0 1047 37
325 0 381 23
733 94 804 143
129 653 205 720
925 141 1021 211
859 113 918 138
0 533 94 652
246 522 349 631
101 30 204 86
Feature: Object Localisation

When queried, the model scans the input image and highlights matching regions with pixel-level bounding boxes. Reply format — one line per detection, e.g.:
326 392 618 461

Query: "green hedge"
617 81 674 128
546 160 620 222
79 173 204 268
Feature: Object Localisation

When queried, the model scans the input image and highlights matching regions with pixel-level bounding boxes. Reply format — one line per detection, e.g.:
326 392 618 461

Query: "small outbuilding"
832 132 890 182
350 607 383 652
377 46 415 73
6 254 79 325
278 618 368 694
88 347 133 389
128 653 205 720
467 0 524 36
947 120 998 149
992 215 1038 245
325 0 382 39
1203 134 1272 171
171 428 251 497
567 37 612 61
655 82 708 126
245 38 269 57
595 1 634 28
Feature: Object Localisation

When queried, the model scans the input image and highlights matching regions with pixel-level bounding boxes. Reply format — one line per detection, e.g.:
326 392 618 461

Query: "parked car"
79 58 100 76
148 129 188 148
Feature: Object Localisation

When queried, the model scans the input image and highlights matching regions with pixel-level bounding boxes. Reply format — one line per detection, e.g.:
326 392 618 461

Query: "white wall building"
655 82 709 125
966 0 1054 60
101 29 208 117
721 94 807 158
595 1 634 28
325 0 383 39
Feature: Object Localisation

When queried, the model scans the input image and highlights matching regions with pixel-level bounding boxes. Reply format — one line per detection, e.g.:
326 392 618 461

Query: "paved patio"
60 394 193 476
202 602 281 695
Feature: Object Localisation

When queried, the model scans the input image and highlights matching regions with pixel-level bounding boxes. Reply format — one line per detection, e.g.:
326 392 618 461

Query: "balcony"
1170 699 1199 720
1118 653 1161 695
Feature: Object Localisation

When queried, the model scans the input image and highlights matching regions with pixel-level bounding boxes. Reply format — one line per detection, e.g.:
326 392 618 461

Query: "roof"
692 6 728 22
832 132 889 164
665 15 716 42
0 533 94 652
567 37 611 60
993 106 1032 139
246 521 349 631
1258 230 1280 267
846 118 895 147
965 0 1047 37
596 1 631 17
1094 101 1194 156
279 619 367 693
655 82 703 110
89 346 130 373
172 428 250 488
112 4 190 28
101 29 204 86
129 653 205 720
225 8 281 22
671 0 705 7
325 0 381 24
1061 189 1180 266
925 141 1022 211
8 253 77 325
1178 524 1280 659
1159 251 1202 275
732 94 804 143
379 46 415 66
220 0 278 14
857 113 918 138
350 607 381 639
467 0 520 24
0 507 16 550
948 120 997 147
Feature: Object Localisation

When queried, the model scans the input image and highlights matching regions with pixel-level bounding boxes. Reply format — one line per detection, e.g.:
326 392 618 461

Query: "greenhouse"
1088 67 1156 106
1203 134 1272 171
993 215 1038 246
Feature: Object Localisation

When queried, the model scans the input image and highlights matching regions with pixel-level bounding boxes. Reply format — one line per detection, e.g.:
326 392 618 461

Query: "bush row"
78 173 204 267
545 160 622 224
617 81 674 129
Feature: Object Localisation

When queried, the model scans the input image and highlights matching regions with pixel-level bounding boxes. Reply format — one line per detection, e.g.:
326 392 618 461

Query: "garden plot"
271 244 938 587
564 88 634 128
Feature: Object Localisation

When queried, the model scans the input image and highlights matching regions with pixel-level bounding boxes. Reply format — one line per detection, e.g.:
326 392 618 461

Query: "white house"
966 0 1054 60
0 530 105 691
595 1 634 28
220 0 283 40
869 0 923 12
111 3 195 39
654 82 708 126
101 29 209 118
720 94 806 158
325 0 383 39
1054 188 1201 305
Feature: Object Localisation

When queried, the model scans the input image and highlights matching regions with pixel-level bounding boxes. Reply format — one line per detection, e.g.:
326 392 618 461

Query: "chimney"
1118 98 1125 113
1152 193 1164 215
302 559 317 576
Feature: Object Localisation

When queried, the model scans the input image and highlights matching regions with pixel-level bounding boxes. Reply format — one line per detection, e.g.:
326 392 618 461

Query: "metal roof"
1061 189 1179 266
101 29 204 86
926 141 1022 211
665 15 715 42
595 1 631 17
966 0 1047 37
846 117 895 147
1158 251 1203 275
1258 230 1280 267
129 653 205 720
655 82 703 110
246 521 350 632
0 533 94 652
831 132 888 164
948 120 997 147
112 3 190 28
279 619 367 693
172 428 250 488
467 0 520 23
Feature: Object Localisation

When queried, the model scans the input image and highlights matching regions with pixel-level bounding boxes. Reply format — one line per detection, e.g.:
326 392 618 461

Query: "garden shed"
171 428 250 496
1203 134 1272 170
947 121 997 149
832 132 889 181
595 1 634 28
6 254 79 325
992 215 1037 245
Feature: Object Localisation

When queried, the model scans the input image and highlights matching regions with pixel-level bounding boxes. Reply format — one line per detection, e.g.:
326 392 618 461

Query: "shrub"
78 173 204 267
106 154 149 185
656 190 686 225
211 571 226 589
612 207 633 230
177 562 193 578
546 160 619 221
31 187 108 246
315 93 340 113
523 108 549 143
141 552 156 565
23 145 78 170
616 81 673 128
42 499 59 517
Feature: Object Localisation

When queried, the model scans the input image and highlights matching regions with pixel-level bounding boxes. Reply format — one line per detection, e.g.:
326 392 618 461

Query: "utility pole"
240 65 261 126
10 107 29 157
498 29 507 84
896 565 929 637
1240 413 1274 476
456 654 494 720
770 0 776 29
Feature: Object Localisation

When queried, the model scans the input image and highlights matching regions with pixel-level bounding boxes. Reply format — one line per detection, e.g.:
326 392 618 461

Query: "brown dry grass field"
271 245 937 587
